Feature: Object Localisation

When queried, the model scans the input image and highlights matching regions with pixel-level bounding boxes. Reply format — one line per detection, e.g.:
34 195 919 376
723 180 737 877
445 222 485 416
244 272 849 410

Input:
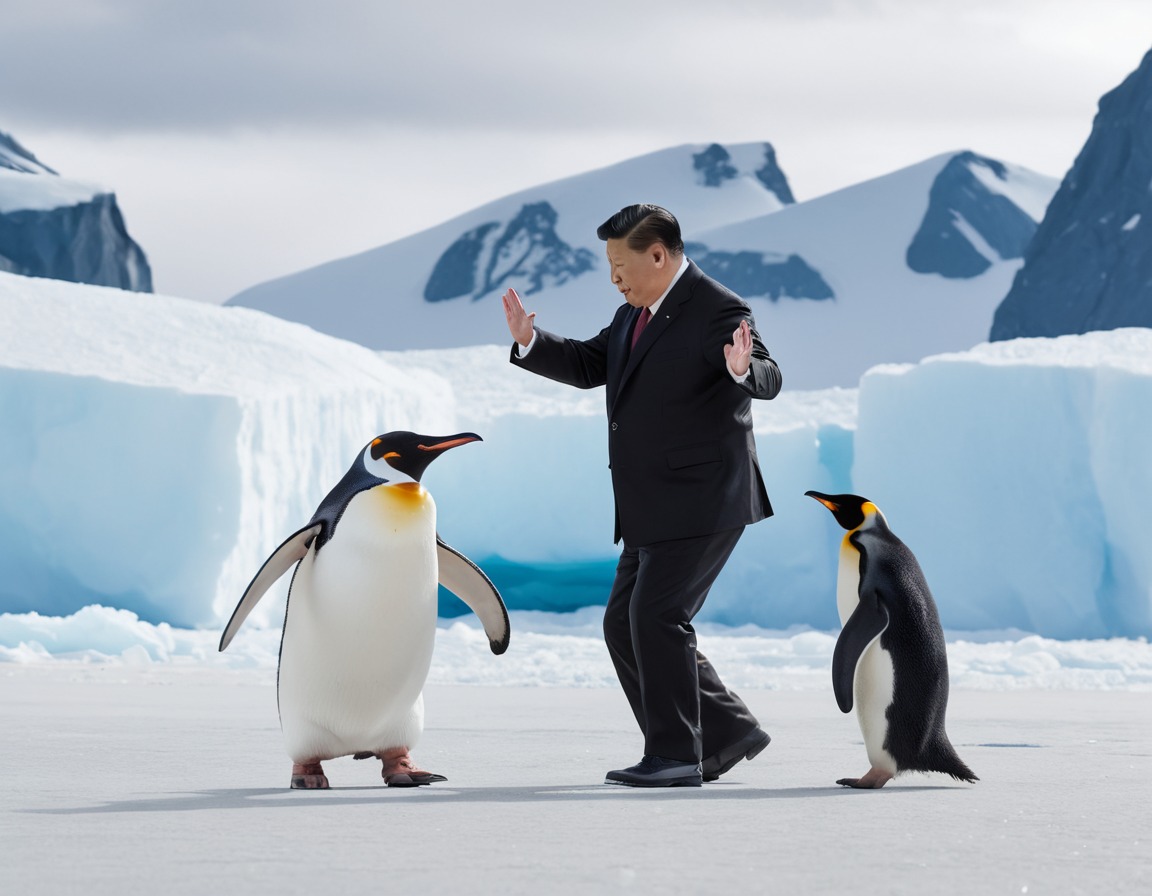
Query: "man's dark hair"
596 204 684 255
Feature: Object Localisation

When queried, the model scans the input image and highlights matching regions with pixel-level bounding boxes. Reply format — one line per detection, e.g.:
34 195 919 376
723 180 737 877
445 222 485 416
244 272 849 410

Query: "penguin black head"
365 431 482 484
306 431 483 554
804 491 877 531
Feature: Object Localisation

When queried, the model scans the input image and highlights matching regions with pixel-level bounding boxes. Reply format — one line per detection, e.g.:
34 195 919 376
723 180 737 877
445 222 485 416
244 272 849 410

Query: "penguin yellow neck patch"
385 481 429 510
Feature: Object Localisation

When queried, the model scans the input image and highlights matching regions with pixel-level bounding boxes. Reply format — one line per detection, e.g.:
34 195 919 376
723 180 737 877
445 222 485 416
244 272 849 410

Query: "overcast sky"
3 0 1149 303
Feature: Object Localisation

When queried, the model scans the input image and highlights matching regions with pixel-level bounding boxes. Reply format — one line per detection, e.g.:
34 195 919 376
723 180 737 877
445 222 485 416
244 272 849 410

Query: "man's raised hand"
723 319 753 378
502 287 536 347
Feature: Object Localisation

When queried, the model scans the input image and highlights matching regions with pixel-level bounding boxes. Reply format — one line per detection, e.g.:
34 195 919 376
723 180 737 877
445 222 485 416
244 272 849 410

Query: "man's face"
606 238 669 308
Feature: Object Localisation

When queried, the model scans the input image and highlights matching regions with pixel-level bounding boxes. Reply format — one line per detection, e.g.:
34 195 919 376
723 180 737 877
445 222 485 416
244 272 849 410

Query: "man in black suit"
502 204 782 787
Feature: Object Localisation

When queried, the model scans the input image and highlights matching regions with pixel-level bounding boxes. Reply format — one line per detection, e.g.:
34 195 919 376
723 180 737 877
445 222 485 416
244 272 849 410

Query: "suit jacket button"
611 422 618 431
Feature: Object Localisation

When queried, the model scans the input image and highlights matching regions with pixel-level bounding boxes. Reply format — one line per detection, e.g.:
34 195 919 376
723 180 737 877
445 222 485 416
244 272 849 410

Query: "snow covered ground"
2 605 1150 693
3 665 1148 895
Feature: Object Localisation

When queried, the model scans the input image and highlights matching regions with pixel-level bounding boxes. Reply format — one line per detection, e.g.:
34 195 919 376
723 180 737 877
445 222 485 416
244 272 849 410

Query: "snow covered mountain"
227 141 794 345
229 144 1056 389
0 129 152 292
991 49 1152 340
0 131 57 175
695 151 1057 387
3 270 1151 639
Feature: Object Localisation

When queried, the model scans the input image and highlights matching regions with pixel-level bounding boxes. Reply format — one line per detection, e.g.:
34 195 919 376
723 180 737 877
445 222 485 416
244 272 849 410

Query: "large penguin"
220 431 510 790
805 491 976 789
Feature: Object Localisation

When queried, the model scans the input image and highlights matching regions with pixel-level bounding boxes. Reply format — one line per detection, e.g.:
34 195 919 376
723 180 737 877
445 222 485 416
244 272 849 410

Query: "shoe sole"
703 730 772 782
604 777 702 787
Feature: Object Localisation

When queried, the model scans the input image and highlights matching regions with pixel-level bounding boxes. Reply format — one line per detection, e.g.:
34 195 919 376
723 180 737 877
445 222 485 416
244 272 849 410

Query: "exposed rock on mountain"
907 151 1040 279
991 50 1152 340
0 129 152 293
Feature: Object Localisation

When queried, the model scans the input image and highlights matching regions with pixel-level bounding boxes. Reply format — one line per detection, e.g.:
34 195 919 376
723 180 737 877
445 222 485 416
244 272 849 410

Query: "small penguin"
805 491 977 789
220 431 510 790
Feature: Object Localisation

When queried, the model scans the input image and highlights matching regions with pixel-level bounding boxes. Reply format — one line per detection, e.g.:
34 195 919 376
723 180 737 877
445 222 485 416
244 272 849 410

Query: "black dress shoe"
605 755 703 787
702 727 771 782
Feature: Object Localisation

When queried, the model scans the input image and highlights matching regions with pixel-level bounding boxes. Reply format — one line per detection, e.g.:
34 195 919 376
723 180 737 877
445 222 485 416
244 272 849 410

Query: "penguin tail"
903 734 978 783
933 741 979 783
943 759 979 783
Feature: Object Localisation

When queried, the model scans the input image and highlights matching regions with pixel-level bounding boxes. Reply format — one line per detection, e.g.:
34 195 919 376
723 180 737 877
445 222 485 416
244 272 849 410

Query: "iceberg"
854 329 1152 638
2 271 1151 642
0 272 453 628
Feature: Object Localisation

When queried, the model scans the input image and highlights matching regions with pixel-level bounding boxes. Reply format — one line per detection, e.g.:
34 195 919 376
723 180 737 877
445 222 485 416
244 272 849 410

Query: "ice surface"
3 272 1151 649
0 272 453 628
5 668 1149 896
854 329 1152 638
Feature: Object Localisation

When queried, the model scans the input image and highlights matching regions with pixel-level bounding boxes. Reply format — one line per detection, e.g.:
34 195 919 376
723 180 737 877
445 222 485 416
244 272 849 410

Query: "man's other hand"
723 319 753 378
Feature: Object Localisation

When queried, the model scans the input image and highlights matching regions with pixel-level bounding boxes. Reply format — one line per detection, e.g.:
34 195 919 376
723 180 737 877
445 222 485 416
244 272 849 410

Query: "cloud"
4 0 1143 135
1 0 685 130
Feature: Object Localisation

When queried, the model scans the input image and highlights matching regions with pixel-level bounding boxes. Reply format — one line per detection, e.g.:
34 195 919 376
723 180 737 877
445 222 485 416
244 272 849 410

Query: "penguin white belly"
278 484 439 763
838 538 898 777
834 539 860 626
853 641 897 775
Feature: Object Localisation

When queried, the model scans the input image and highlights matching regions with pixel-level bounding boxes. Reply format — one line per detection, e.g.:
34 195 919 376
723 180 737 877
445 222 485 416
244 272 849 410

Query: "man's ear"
649 244 667 268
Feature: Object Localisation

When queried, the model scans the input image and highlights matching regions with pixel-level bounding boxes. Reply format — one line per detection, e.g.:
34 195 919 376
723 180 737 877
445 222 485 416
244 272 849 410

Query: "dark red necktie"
631 307 652 349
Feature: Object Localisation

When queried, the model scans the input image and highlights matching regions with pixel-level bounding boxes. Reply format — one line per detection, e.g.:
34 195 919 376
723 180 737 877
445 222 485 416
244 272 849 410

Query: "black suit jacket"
510 261 782 546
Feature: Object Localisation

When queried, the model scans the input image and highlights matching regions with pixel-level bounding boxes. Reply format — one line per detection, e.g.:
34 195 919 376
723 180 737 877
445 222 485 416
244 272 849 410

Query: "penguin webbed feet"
836 767 893 789
291 751 447 789
376 747 448 788
290 761 330 790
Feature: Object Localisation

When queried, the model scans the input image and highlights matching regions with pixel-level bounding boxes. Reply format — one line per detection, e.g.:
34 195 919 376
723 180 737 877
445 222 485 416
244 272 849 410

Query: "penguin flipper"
436 537 510 655
218 523 323 652
832 597 890 714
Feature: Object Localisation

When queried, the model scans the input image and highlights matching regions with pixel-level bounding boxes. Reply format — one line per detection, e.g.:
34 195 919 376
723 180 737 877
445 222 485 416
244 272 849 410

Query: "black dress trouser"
602 525 760 763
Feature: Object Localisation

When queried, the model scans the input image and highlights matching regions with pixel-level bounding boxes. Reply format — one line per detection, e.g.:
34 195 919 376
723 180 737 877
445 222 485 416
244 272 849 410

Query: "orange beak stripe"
418 437 478 452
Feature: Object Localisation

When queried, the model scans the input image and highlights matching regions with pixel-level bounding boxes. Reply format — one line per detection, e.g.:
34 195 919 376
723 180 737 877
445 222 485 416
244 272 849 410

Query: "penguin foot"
378 748 447 787
836 767 893 789
290 762 330 789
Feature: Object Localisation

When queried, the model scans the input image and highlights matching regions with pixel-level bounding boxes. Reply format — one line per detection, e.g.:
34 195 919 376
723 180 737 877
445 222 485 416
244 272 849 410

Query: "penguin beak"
418 433 482 453
804 490 839 513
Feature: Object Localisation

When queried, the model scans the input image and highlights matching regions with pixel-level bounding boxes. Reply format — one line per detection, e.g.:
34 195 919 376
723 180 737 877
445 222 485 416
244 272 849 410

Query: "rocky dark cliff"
424 201 596 302
907 151 1040 279
990 50 1152 340
0 129 152 293
0 195 152 292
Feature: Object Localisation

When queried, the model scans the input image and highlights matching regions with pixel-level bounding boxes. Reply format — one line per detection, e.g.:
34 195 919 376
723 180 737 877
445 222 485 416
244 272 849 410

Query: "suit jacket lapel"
606 305 636 407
